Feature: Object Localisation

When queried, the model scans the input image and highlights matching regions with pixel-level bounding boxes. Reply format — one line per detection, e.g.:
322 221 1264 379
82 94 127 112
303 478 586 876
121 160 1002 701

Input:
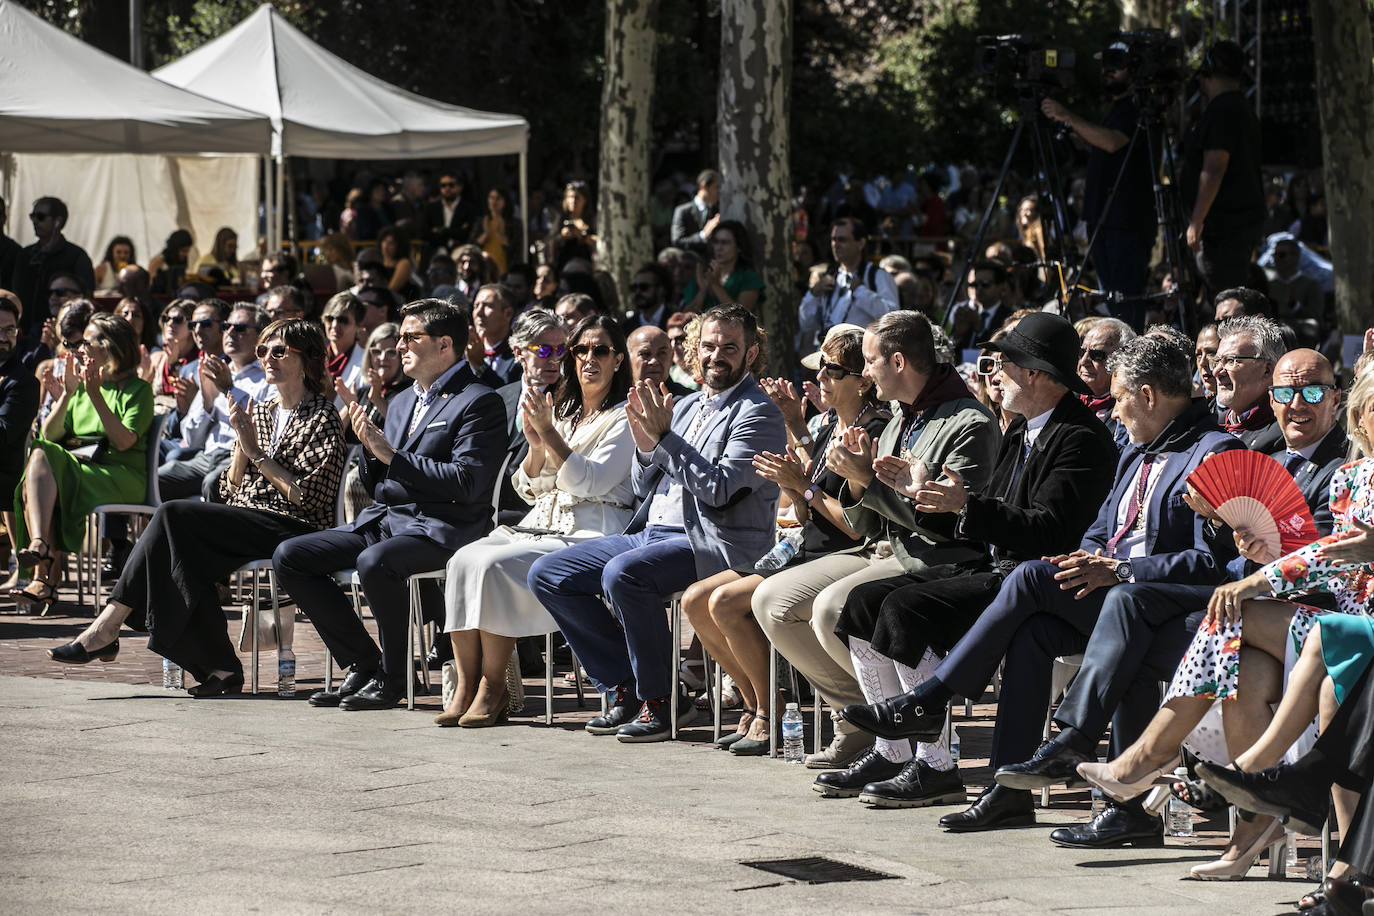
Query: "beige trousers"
751 553 907 711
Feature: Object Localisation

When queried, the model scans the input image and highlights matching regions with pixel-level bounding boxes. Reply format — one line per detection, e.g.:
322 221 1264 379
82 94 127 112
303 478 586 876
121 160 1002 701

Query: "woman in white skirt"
436 314 635 727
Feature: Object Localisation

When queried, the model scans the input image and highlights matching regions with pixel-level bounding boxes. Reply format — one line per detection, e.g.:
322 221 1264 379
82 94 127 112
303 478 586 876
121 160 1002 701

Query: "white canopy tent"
153 3 530 251
0 0 271 268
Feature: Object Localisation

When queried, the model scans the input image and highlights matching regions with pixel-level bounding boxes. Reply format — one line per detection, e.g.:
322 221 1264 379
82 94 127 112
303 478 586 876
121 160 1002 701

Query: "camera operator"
1041 41 1155 330
1180 40 1263 298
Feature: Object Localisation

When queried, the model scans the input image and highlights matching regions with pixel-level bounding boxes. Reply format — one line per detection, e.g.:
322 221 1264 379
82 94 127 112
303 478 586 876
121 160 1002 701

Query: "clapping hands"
625 380 674 452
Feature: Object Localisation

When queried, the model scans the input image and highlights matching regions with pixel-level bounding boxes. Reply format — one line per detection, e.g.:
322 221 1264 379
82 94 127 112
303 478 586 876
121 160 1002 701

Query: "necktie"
1106 455 1155 558
1284 452 1306 476
1003 435 1030 499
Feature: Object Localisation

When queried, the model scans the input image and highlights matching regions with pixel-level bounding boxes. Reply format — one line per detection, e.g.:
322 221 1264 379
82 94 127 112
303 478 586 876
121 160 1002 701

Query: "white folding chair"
1041 654 1084 807
83 413 169 612
234 558 280 695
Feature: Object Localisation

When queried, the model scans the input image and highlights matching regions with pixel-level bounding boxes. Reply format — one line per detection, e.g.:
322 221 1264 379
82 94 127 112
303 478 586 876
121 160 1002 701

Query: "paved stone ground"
0 581 1323 914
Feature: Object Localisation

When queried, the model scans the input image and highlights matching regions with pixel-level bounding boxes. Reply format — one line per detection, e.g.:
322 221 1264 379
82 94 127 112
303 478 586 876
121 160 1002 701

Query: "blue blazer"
1080 400 1244 585
351 360 507 551
627 373 786 577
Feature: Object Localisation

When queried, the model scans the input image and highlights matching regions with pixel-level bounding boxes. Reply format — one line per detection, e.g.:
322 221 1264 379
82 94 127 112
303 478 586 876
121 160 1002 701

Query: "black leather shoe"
100 541 132 579
812 748 906 798
1197 762 1330 837
188 671 245 698
48 639 120 665
309 666 377 707
860 759 966 808
939 784 1035 832
839 692 947 741
615 692 694 743
1049 801 1164 848
339 678 405 711
586 685 638 735
425 640 453 671
995 739 1093 791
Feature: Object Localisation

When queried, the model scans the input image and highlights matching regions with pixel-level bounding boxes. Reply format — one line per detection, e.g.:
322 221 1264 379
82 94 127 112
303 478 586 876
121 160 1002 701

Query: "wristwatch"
796 433 814 447
1113 560 1134 583
802 486 819 502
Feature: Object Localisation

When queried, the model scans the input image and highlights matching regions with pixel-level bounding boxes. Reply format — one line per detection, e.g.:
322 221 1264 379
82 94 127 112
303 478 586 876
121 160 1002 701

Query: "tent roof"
153 4 528 160
0 0 270 154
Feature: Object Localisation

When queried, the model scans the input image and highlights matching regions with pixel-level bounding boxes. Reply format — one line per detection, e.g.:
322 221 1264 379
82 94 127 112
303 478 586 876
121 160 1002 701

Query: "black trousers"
1052 582 1210 758
1293 664 1374 872
111 501 314 682
835 568 1002 668
273 521 453 689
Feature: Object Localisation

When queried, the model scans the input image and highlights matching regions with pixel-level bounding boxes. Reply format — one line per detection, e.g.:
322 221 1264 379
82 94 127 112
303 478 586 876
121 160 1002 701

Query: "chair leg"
710 652 722 744
813 692 823 756
545 632 554 726
93 513 105 614
406 578 418 711
573 654 585 708
250 567 260 695
768 648 779 759
670 597 681 740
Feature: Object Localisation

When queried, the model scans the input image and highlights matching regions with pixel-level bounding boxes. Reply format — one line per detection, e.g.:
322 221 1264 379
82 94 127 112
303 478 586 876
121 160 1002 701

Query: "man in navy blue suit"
842 335 1243 832
275 298 506 711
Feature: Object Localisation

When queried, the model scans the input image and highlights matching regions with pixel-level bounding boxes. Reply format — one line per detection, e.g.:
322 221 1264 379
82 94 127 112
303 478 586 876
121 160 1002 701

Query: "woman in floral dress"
1078 368 1374 878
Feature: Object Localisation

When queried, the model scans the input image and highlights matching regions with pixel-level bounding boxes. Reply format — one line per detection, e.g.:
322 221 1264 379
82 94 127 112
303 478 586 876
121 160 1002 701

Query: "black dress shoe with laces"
995 739 1093 791
860 759 966 808
309 666 377 707
587 685 638 735
839 692 947 741
339 678 405 711
1049 801 1164 848
812 748 906 798
425 639 454 671
1196 762 1331 836
939 784 1035 832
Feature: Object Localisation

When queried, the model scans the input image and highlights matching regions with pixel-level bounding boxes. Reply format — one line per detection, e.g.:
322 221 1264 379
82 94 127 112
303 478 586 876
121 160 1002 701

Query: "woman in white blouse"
437 314 636 727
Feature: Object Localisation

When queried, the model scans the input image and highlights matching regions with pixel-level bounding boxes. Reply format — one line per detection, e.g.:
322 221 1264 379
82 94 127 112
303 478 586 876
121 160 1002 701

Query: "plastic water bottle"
781 702 805 764
277 646 296 697
949 725 961 764
162 658 183 690
755 536 799 573
1284 831 1298 868
1167 767 1194 837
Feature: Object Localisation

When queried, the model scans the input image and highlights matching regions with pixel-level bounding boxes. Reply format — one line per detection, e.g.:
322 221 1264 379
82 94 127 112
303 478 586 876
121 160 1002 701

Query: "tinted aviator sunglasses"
189 319 224 331
526 343 565 359
572 344 616 360
817 358 862 380
255 343 301 360
1270 384 1337 405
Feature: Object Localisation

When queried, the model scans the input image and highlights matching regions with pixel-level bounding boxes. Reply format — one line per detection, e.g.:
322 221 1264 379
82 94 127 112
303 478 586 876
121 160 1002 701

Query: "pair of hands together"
822 426 970 513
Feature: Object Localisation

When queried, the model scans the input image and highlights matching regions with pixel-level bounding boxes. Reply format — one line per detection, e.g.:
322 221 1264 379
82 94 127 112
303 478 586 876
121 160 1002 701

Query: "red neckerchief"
1223 398 1275 435
326 348 350 379
1080 391 1114 413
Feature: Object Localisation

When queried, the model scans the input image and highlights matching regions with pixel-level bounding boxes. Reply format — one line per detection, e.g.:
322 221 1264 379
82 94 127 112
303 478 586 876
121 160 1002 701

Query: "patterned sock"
897 649 954 772
850 637 913 764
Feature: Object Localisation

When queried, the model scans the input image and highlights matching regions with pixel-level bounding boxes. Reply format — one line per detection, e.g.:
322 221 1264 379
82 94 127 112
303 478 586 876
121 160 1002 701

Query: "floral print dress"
1166 458 1374 765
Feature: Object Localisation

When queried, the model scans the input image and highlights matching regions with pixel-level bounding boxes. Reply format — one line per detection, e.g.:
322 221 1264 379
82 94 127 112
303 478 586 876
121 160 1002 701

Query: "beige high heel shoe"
1076 755 1181 804
1189 819 1286 880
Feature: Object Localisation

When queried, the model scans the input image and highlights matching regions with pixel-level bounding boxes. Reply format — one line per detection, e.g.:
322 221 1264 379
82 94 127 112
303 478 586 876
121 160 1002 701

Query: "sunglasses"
397 331 431 347
224 322 254 335
160 314 187 326
1079 347 1108 363
976 354 1004 376
1270 384 1338 405
49 287 80 297
323 314 354 325
255 343 301 360
817 358 862 380
189 319 225 331
628 283 656 292
30 212 52 222
572 344 616 360
526 343 565 359
668 335 687 347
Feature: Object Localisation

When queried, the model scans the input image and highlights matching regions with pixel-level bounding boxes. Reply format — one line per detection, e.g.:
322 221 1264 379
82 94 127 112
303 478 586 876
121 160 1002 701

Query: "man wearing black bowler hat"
841 334 1241 835
818 313 1118 808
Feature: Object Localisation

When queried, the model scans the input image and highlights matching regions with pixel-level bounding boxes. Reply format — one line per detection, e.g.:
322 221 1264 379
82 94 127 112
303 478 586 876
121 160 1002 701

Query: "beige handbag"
440 648 525 714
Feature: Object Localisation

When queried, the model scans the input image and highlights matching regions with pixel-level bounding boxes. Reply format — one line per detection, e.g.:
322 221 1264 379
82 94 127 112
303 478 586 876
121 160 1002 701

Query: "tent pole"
261 153 274 253
275 154 286 256
518 149 529 265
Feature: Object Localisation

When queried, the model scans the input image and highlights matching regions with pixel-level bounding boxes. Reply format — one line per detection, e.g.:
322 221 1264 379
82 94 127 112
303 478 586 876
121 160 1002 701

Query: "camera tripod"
1066 88 1199 336
942 88 1080 325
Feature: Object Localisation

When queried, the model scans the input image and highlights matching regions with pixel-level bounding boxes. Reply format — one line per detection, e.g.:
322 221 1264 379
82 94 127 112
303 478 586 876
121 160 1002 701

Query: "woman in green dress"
12 313 153 610
681 219 765 313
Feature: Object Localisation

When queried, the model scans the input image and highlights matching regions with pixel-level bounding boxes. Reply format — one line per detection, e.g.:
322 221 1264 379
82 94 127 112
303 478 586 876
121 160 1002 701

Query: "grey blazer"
626 374 786 577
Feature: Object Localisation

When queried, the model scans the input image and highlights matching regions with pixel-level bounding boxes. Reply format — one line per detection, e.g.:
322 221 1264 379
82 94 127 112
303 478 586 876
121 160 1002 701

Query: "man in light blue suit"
529 304 785 742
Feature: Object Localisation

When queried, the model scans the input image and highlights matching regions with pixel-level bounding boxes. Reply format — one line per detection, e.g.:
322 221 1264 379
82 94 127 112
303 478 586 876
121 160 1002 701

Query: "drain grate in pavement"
741 856 897 885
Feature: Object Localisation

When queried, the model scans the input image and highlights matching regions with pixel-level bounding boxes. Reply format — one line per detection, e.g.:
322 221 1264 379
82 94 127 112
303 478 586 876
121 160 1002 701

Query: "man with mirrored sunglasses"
159 305 273 501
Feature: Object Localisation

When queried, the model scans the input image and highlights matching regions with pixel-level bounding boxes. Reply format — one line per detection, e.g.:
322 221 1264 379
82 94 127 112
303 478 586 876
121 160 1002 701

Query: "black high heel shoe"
188 672 245 698
48 638 120 665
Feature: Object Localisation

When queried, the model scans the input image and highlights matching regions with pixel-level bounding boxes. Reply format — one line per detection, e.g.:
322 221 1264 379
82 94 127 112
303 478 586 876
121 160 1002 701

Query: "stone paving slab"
0 672 1317 915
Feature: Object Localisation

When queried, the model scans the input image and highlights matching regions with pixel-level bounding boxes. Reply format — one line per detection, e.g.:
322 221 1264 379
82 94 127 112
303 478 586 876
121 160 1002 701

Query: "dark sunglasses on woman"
572 344 615 360
255 343 301 360
817 358 862 380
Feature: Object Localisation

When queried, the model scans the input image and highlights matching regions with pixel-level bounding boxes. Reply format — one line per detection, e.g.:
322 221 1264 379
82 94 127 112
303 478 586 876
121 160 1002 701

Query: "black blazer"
959 393 1118 562
351 360 506 550
1278 423 1350 534
1239 419 1286 454
671 199 714 255
423 198 478 253
0 352 40 498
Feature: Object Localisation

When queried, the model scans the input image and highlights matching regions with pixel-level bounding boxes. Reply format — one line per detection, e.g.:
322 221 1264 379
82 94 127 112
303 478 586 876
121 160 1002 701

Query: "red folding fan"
1186 450 1319 557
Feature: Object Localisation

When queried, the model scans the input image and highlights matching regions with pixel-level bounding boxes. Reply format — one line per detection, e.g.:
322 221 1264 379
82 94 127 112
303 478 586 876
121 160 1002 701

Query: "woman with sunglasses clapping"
435 314 636 727
47 320 345 699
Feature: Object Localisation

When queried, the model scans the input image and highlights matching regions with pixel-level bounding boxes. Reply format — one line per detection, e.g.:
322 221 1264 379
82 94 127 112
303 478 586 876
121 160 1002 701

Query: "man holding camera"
1041 40 1156 330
